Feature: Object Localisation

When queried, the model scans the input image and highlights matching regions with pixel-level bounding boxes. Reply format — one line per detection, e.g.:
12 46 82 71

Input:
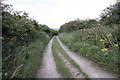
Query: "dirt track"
36 39 61 78
36 37 118 78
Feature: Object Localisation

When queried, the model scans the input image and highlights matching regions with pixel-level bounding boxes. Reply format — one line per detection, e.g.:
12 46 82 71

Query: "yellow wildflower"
114 44 118 47
102 42 105 45
100 39 105 41
101 48 108 52
107 33 112 37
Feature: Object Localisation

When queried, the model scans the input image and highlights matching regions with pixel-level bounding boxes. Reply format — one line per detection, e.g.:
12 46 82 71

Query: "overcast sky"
4 0 116 29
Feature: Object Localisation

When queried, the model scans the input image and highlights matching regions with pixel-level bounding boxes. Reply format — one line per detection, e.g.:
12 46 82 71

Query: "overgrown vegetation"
59 1 119 76
59 19 99 33
52 37 72 78
59 27 119 74
2 4 57 78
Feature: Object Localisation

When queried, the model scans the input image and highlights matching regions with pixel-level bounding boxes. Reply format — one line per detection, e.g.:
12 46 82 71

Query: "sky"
3 0 116 29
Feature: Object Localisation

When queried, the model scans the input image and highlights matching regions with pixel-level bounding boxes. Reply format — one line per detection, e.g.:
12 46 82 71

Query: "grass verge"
59 30 119 75
52 37 73 78
3 38 50 78
14 39 49 78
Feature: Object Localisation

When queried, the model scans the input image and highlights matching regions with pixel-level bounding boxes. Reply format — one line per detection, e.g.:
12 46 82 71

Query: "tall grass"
2 3 57 78
59 26 119 75
2 34 50 78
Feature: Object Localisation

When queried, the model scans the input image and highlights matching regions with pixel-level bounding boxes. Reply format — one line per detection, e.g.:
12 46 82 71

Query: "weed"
59 26 119 74
52 37 72 78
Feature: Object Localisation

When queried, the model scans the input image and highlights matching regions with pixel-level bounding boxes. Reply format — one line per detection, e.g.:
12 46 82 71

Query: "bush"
59 26 119 74
2 4 57 78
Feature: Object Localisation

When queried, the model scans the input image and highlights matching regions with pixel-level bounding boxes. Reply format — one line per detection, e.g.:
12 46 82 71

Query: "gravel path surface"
36 39 61 78
57 36 118 78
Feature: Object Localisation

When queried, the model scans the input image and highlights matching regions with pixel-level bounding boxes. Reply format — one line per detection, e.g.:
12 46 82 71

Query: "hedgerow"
2 4 57 78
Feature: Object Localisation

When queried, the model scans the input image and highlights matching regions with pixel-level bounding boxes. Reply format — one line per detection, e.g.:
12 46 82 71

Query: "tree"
100 1 120 26
59 19 98 33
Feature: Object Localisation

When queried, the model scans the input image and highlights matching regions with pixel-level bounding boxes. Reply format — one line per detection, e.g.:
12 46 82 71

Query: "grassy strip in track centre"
55 36 89 78
52 37 73 78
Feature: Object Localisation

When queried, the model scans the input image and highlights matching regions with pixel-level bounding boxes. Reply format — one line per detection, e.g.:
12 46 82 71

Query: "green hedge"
59 26 119 75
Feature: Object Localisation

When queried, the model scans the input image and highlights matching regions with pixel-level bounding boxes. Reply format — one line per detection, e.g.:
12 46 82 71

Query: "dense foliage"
100 2 120 26
59 19 99 33
59 26 119 74
59 1 119 75
2 4 57 78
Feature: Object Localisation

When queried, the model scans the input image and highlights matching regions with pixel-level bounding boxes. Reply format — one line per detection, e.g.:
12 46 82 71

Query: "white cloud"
4 0 116 29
